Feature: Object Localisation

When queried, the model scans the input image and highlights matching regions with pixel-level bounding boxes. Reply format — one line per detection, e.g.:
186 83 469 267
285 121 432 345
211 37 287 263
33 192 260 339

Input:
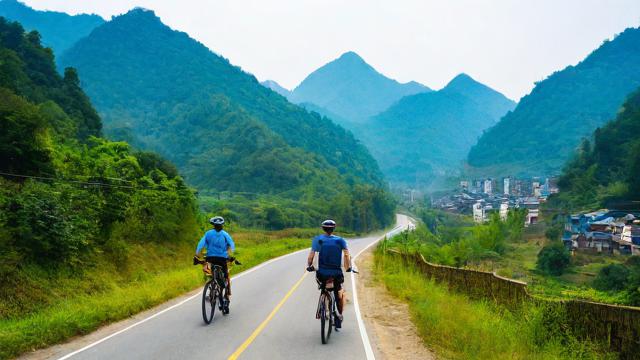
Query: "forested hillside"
547 88 640 211
289 51 430 122
59 9 394 231
468 27 640 177
0 0 104 57
357 74 515 187
0 16 198 316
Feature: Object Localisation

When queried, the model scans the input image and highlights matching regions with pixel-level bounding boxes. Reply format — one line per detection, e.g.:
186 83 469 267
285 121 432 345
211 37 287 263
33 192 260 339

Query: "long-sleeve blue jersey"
196 229 235 258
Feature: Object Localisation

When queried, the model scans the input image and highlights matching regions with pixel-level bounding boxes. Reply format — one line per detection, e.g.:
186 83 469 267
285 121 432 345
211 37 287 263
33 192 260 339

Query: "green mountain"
356 74 515 187
0 16 197 287
59 9 394 231
289 51 430 122
0 0 104 57
548 88 640 211
261 79 290 98
468 27 640 177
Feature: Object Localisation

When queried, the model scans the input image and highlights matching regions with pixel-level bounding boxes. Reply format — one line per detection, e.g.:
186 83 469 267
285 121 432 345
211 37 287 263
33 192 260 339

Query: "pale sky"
22 0 640 100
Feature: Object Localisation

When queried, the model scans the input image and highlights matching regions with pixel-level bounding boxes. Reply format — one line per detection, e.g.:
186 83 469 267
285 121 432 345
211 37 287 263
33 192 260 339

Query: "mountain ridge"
288 51 431 122
467 27 640 177
355 73 516 187
0 0 104 57
261 79 290 98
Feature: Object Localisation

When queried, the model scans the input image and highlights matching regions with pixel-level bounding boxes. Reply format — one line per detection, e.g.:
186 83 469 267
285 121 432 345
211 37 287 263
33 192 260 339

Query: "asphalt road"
52 214 413 360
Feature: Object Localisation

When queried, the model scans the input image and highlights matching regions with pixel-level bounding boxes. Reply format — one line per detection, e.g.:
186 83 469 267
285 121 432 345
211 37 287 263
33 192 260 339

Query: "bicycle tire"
202 280 217 324
220 285 228 315
320 292 332 344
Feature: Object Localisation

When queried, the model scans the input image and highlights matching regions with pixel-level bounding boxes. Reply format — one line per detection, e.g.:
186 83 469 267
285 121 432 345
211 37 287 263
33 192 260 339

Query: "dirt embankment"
355 250 436 360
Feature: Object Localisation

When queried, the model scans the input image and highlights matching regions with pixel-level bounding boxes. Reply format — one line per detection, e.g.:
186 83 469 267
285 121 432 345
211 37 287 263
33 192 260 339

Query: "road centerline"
227 271 309 360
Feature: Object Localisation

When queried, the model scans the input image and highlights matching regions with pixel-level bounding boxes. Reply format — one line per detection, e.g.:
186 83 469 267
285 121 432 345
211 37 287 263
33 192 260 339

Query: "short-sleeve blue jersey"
196 229 235 258
312 234 347 276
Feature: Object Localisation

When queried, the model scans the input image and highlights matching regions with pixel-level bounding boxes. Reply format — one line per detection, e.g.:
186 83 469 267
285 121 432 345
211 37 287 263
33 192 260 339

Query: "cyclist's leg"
335 274 345 315
206 256 230 297
224 264 231 297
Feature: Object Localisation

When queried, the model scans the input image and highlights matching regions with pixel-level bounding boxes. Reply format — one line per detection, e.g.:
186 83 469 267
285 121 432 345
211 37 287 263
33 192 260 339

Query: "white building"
483 179 492 194
521 198 540 226
473 201 485 223
503 177 510 195
532 180 541 197
500 202 509 221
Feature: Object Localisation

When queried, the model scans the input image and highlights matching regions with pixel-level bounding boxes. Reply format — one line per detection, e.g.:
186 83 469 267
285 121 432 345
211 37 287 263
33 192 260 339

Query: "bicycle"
193 256 241 324
307 266 358 344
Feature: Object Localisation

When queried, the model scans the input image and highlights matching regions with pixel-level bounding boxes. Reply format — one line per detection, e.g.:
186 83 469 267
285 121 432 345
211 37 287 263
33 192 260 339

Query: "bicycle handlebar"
193 256 241 266
306 265 359 274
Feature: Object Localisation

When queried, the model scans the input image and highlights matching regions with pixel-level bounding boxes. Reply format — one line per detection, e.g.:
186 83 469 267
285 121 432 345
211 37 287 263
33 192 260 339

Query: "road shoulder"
356 249 436 360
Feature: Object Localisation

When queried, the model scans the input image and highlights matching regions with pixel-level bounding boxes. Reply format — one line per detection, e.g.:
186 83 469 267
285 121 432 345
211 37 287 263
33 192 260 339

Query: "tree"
536 243 571 276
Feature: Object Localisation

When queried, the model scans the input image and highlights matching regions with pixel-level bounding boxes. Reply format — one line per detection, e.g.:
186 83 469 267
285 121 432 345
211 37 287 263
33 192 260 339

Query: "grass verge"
373 248 615 360
0 228 315 359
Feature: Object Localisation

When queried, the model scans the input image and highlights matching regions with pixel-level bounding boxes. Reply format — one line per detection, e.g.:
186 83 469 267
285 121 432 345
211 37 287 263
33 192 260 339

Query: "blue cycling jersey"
312 234 347 276
196 229 235 258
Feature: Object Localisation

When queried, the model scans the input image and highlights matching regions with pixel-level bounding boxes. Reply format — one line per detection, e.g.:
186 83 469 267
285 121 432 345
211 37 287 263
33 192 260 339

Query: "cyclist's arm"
225 233 236 253
307 250 315 267
307 237 320 267
343 249 351 271
195 234 207 256
340 238 350 271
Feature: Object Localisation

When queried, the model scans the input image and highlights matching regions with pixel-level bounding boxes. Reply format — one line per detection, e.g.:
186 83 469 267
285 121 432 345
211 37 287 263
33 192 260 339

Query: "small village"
562 210 640 255
432 176 558 225
431 177 640 258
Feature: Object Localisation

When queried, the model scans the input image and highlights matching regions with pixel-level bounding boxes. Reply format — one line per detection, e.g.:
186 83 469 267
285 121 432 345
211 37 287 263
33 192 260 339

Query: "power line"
0 171 168 191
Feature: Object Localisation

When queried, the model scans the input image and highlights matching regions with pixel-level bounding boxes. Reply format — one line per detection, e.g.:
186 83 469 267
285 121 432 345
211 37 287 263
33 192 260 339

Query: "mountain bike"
307 266 358 344
194 256 241 324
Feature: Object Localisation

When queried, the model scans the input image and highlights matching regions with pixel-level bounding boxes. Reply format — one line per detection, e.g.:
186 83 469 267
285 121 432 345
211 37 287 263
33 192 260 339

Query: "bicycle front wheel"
320 292 332 344
202 280 217 324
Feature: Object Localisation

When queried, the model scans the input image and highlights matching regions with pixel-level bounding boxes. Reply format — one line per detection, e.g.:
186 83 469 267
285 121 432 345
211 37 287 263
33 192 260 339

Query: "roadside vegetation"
0 227 316 359
0 19 362 359
373 247 615 359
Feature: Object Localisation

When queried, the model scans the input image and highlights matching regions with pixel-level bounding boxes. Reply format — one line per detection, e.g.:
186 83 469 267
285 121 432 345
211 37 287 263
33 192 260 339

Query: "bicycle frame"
315 277 337 344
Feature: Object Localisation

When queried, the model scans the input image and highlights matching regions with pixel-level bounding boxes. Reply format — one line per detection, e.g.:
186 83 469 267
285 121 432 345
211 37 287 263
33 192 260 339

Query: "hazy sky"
23 0 640 100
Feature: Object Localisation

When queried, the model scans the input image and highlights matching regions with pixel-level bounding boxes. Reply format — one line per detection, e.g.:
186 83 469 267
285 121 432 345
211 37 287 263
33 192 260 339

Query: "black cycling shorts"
316 272 344 293
206 256 229 277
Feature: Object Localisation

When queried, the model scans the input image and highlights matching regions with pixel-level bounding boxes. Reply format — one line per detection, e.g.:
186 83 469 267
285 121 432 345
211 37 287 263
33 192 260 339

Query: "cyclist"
194 216 236 302
306 219 351 329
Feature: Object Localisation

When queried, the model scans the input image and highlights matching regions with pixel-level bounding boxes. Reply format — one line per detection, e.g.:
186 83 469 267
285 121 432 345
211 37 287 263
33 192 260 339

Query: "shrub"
536 243 571 276
593 264 630 291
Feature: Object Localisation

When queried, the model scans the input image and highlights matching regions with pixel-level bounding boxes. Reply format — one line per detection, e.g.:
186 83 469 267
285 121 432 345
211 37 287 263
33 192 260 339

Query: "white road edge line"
58 221 412 360
56 247 311 360
351 224 405 360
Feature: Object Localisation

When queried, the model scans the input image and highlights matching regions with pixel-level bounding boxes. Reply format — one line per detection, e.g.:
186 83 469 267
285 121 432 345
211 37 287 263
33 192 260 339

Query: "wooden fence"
391 252 640 358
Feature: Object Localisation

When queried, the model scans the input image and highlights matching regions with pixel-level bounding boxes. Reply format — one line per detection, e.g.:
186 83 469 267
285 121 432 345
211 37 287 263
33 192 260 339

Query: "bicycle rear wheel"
320 292 332 344
202 280 217 324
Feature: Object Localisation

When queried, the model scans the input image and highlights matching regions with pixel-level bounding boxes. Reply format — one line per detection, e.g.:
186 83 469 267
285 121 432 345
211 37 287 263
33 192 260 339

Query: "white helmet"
209 216 225 225
321 219 336 228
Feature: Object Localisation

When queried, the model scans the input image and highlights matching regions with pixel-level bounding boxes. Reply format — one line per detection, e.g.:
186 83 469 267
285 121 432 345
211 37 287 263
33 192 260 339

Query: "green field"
482 223 630 305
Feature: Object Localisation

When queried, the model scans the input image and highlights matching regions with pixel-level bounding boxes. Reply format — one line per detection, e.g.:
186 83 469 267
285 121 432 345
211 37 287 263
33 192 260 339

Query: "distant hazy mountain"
357 74 516 186
59 9 385 196
0 0 104 57
260 80 290 98
468 27 640 177
289 51 431 122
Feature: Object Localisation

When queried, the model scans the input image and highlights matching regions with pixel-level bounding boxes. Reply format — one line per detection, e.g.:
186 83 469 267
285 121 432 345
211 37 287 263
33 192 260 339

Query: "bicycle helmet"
321 219 336 228
209 216 225 225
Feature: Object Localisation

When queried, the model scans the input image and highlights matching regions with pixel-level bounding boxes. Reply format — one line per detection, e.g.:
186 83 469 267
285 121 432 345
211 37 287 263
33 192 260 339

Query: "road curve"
43 214 412 360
